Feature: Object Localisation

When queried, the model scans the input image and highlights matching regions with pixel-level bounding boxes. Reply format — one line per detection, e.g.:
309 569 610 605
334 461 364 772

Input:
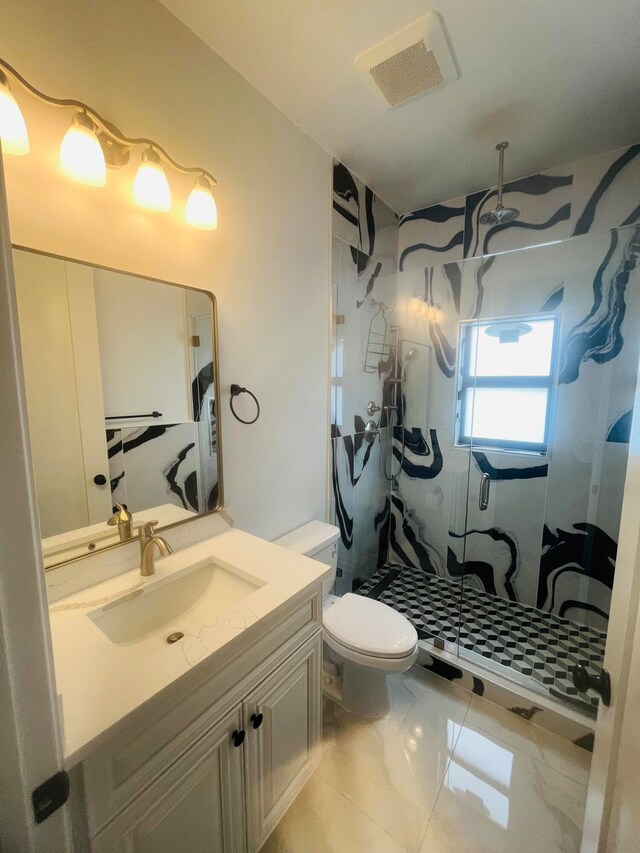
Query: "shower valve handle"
366 401 381 416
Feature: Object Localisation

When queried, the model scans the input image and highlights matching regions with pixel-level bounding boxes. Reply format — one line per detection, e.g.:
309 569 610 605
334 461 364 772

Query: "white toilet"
275 521 418 719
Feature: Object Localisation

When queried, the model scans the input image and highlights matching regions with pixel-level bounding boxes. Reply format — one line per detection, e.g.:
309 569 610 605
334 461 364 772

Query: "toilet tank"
274 521 340 597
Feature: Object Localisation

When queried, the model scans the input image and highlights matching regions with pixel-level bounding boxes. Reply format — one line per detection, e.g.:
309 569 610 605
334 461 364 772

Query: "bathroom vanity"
11 242 329 850
49 525 327 852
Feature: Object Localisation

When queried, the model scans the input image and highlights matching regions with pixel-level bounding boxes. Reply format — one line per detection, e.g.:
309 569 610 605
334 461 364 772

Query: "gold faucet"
139 520 173 576
107 502 133 542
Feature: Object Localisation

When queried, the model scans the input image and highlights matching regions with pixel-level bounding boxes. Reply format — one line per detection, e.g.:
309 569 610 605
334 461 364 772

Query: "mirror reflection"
12 248 220 568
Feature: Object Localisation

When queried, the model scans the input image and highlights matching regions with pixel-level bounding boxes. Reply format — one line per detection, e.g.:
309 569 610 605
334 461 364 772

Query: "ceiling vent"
354 12 458 107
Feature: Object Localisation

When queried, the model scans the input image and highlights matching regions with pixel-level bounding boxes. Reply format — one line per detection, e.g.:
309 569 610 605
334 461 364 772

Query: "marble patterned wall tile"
390 426 451 571
462 166 573 260
396 256 481 433
332 159 399 273
332 160 363 246
333 243 396 436
106 428 127 511
330 428 390 595
570 144 640 237
120 423 202 514
398 143 640 272
399 199 465 271
538 438 618 631
461 449 549 607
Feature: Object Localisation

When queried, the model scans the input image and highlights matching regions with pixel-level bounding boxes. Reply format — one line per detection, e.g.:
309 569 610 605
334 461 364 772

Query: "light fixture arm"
0 57 217 187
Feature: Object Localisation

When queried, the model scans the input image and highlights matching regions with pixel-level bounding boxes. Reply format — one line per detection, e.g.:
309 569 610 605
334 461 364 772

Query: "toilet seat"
323 593 418 664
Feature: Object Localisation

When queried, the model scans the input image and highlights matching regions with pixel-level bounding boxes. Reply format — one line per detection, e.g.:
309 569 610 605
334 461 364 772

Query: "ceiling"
158 0 640 213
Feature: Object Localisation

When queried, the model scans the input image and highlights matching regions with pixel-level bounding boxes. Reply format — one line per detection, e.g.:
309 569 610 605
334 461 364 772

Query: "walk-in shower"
330 149 640 733
354 224 640 721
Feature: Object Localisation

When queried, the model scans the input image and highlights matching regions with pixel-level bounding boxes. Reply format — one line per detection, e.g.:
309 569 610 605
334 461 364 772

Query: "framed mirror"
12 246 223 569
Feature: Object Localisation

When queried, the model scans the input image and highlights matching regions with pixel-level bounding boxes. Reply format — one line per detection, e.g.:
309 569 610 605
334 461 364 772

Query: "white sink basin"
87 561 264 645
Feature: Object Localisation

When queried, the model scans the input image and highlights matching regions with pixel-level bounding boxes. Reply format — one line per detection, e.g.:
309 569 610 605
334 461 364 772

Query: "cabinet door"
244 633 322 851
91 706 246 853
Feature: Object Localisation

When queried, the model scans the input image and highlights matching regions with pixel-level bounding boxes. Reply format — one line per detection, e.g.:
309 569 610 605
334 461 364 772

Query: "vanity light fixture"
0 70 29 155
59 112 107 187
186 175 218 230
134 147 171 212
0 58 218 229
409 295 443 323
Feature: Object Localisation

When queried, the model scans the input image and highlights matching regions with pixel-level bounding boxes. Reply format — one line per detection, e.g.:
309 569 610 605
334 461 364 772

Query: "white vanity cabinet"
71 588 323 853
91 705 247 853
244 635 322 851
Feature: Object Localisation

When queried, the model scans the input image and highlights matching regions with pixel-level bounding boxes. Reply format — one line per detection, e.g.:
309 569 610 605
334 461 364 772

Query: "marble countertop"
48 527 329 766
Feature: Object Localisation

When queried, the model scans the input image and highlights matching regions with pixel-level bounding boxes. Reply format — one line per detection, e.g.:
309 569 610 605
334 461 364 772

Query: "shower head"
479 141 520 226
404 347 417 361
480 204 520 226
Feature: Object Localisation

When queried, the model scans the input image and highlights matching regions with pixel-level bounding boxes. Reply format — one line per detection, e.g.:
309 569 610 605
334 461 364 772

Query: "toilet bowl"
274 521 418 719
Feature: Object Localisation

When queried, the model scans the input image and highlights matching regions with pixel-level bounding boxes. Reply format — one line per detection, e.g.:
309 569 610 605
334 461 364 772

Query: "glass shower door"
456 226 640 715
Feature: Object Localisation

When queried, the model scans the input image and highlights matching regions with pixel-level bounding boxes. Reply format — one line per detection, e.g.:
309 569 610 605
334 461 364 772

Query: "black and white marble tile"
399 198 465 270
330 427 390 595
106 428 127 511
398 143 640 272
570 144 640 236
108 423 203 516
332 159 398 275
331 237 396 436
358 563 605 719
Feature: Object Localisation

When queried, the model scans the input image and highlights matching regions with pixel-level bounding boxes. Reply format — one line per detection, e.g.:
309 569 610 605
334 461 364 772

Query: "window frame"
455 313 560 456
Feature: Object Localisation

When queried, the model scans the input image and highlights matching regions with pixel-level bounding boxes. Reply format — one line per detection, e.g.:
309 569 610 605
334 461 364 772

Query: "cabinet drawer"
82 586 321 836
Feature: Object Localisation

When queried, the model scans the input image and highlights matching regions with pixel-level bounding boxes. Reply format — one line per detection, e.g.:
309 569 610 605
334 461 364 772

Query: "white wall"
0 0 331 540
94 269 192 425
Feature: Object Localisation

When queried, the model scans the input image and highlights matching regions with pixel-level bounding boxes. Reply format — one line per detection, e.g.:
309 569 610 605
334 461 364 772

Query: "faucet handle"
107 502 132 526
140 520 159 539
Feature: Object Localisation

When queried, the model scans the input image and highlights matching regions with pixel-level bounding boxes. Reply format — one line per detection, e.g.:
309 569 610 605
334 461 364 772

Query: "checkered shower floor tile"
357 564 607 711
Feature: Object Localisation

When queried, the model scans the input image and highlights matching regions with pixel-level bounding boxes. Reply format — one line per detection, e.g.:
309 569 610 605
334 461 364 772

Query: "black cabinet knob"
93 474 108 486
251 713 264 730
571 664 611 706
231 729 245 747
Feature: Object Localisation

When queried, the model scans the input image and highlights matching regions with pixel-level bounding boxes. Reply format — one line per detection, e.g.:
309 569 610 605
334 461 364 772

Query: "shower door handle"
479 474 490 511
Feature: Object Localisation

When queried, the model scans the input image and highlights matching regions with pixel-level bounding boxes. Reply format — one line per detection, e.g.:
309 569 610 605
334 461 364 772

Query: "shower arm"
495 141 508 209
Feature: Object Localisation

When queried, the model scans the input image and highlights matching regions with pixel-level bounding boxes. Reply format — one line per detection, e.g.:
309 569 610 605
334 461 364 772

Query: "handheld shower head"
479 141 520 226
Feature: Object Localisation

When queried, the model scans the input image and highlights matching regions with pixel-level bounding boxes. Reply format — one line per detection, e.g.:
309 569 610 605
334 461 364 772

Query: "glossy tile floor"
262 666 590 853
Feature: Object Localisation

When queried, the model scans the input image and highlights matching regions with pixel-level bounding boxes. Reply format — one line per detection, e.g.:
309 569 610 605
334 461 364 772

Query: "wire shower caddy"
364 299 393 373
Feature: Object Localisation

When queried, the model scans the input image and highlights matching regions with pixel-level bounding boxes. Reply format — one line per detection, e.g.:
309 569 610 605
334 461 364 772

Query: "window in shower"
455 315 558 454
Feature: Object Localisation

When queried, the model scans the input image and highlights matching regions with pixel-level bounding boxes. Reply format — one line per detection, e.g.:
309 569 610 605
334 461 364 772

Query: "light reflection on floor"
262 665 590 853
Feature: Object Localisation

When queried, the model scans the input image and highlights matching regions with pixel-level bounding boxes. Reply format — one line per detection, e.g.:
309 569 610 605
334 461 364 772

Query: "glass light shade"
0 76 29 155
186 179 218 230
59 114 106 186
134 149 171 212
408 297 422 315
419 302 431 318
